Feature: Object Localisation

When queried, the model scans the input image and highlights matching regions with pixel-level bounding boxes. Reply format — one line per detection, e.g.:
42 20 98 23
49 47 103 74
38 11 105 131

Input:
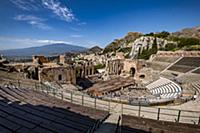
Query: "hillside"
172 26 200 39
129 36 176 59
0 43 87 57
103 32 142 53
86 46 103 54
103 25 200 59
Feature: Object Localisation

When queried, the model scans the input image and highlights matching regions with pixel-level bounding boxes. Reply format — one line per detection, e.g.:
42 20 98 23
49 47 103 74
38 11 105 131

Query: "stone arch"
90 68 93 75
76 68 81 78
58 74 62 81
79 69 83 77
86 69 89 76
139 74 145 78
130 67 136 77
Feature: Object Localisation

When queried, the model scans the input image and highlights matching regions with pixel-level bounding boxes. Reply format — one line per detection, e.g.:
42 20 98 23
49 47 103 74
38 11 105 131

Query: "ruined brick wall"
123 59 138 74
32 56 49 65
39 66 76 84
107 59 124 75
58 55 65 64
106 59 139 77
75 62 95 78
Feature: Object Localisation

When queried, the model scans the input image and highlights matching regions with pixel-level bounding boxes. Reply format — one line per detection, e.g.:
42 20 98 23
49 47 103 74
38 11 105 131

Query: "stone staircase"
94 103 121 133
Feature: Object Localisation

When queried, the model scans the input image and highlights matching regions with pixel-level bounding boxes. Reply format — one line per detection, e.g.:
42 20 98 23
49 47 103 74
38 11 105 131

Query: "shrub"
94 64 105 69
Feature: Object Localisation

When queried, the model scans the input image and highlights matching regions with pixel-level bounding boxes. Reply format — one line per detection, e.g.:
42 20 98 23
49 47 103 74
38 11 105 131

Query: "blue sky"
0 0 200 50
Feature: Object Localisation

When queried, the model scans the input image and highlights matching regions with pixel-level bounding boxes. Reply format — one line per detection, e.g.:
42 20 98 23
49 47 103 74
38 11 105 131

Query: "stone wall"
106 59 139 77
58 55 65 64
39 66 76 84
107 59 123 75
32 55 49 65
123 59 138 74
75 62 95 78
156 51 200 57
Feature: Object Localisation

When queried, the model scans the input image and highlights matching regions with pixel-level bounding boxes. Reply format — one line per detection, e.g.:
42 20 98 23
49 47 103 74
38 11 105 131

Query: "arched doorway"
90 68 93 75
130 67 135 77
139 74 145 79
79 69 83 77
58 74 62 81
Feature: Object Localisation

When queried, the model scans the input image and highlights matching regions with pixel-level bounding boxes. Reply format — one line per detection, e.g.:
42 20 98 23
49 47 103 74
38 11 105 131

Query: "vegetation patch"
138 37 158 59
94 64 105 69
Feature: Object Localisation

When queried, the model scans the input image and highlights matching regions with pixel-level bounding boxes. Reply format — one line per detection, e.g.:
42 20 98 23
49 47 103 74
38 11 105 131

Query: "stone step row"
146 77 182 99
0 86 109 133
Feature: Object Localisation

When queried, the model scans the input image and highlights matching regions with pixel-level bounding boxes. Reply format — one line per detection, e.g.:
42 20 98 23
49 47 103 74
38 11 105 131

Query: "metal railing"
0 77 200 125
115 115 121 133
122 104 200 125
0 77 110 112
0 77 110 133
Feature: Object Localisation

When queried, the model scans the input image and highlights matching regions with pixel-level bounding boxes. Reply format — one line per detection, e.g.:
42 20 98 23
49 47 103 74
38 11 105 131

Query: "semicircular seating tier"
146 77 182 99
187 80 200 96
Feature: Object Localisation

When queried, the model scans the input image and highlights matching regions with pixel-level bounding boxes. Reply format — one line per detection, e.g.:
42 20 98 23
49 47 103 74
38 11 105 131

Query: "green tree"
144 31 170 38
138 37 158 59
155 31 170 38
94 64 105 69
178 37 200 48
152 37 158 54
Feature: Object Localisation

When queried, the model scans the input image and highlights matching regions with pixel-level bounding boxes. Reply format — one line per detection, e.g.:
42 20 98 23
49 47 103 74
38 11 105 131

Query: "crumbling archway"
58 74 62 81
130 67 135 77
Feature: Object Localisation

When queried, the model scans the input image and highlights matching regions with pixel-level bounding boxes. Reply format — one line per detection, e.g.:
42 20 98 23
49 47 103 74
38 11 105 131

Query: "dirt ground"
122 115 200 133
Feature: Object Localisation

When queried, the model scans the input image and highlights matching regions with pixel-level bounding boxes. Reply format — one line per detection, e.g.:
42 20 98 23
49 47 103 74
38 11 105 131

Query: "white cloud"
10 0 78 23
9 0 41 11
14 15 43 21
0 37 72 45
14 15 51 30
70 34 83 38
35 39 71 44
42 0 75 22
78 22 87 26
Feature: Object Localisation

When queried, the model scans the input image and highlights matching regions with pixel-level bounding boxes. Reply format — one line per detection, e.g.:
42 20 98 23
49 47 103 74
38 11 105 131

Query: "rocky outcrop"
129 36 176 58
104 32 142 53
123 32 143 47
